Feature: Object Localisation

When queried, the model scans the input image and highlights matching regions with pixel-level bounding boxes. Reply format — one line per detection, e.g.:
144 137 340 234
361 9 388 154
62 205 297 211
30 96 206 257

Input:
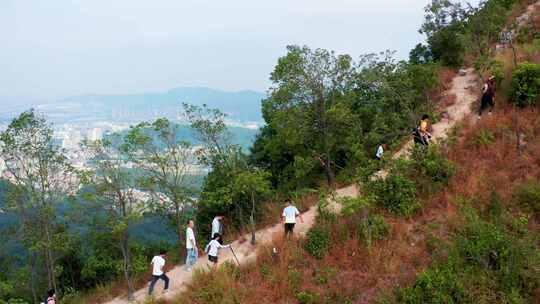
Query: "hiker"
148 250 169 295
41 289 55 304
375 143 387 160
413 114 431 146
211 214 225 244
185 219 199 271
479 76 496 117
282 201 304 237
205 233 231 269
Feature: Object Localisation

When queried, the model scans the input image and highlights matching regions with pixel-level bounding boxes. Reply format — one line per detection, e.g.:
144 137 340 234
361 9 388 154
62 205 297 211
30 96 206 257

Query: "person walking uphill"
479 76 496 117
148 250 169 295
205 233 231 269
185 219 199 271
211 215 225 244
282 201 304 238
413 114 431 146
375 143 387 161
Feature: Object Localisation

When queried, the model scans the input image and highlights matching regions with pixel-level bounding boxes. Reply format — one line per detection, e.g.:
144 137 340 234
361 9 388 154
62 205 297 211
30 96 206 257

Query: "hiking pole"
229 246 241 266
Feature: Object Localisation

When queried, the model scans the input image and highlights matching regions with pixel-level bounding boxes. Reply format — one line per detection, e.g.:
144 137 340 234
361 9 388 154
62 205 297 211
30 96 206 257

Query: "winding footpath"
104 68 479 304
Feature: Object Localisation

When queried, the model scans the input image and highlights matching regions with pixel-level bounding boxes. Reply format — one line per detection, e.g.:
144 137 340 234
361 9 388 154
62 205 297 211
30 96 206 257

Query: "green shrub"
368 174 419 216
339 196 373 216
288 268 302 292
259 263 271 279
510 63 540 107
409 145 456 193
472 129 495 147
296 290 321 304
513 179 540 213
428 24 465 67
304 226 331 259
455 214 509 270
394 206 539 303
358 214 390 248
397 264 469 304
489 60 505 85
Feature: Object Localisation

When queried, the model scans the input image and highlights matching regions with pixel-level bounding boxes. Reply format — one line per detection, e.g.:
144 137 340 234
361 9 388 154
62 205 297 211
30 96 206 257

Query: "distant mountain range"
1 87 266 125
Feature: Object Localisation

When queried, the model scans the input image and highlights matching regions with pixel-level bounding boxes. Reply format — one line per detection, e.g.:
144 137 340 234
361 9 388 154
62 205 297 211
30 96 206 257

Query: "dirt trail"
103 69 478 304
373 68 478 179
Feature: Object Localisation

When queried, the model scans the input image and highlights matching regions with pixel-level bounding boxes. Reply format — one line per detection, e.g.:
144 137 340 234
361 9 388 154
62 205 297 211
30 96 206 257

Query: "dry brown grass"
439 93 457 109
446 105 540 205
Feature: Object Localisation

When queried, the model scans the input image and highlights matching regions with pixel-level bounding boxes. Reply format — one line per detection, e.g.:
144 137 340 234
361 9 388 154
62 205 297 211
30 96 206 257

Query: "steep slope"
102 68 479 304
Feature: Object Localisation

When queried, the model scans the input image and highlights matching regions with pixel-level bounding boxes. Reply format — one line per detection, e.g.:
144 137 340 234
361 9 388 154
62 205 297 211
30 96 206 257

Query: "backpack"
412 127 428 146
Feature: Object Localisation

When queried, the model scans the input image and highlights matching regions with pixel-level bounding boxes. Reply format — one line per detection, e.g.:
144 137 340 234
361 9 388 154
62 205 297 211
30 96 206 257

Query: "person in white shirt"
376 144 384 160
211 215 225 244
148 250 169 295
282 201 304 237
185 219 198 271
205 233 231 269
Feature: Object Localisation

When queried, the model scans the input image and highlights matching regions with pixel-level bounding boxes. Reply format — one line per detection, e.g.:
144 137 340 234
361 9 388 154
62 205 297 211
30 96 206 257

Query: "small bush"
397 264 469 304
296 290 321 304
358 214 390 248
513 179 540 213
409 145 456 193
339 196 373 216
367 174 419 216
304 226 331 259
190 266 243 304
510 62 540 107
455 212 509 270
288 268 302 292
472 129 495 147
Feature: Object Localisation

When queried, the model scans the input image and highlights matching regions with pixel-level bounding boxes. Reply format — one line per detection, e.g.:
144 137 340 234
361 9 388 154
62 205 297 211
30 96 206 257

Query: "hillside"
111 1 539 303
1 1 539 304
100 67 480 304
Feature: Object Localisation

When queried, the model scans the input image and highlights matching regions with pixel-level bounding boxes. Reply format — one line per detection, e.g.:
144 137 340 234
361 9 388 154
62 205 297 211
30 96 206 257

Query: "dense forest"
1 0 539 303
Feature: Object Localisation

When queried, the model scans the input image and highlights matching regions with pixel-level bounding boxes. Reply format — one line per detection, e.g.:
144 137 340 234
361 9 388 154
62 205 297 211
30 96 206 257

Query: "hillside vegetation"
172 0 540 303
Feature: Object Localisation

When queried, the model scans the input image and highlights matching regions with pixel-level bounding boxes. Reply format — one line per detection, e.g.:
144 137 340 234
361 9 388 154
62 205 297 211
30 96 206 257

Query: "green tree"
232 169 272 244
81 138 145 301
183 104 274 239
0 110 78 295
420 0 467 38
409 43 434 64
263 45 357 185
428 23 466 67
122 118 198 250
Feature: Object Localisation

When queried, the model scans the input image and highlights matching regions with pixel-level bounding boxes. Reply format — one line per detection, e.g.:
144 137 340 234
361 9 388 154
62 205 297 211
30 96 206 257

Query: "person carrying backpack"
479 76 496 117
413 114 431 146
205 233 231 269
148 250 170 295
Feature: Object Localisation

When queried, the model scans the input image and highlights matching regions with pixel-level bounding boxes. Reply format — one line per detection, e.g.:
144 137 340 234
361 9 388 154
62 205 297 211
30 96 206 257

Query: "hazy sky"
2 0 451 102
